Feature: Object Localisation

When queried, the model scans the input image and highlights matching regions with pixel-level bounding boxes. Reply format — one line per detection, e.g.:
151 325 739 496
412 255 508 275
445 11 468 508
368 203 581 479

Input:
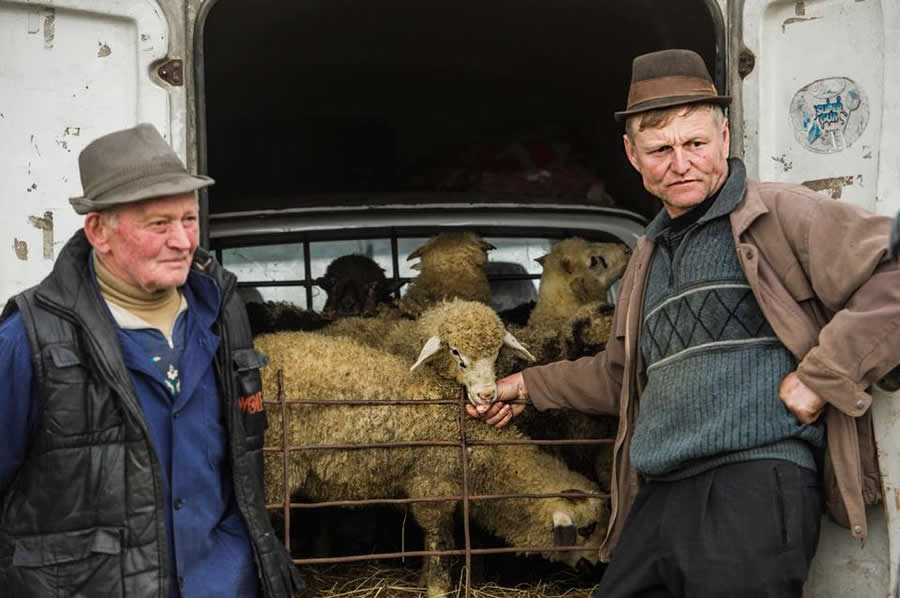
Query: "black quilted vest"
0 230 303 598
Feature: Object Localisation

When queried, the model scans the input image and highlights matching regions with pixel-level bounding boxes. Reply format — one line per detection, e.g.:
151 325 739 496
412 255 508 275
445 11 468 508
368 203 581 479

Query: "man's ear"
83 213 112 254
722 118 731 159
623 133 641 173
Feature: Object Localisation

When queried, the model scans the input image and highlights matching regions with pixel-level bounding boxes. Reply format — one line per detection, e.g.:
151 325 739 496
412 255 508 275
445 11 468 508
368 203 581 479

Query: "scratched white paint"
0 0 174 302
742 3 900 596
742 0 889 213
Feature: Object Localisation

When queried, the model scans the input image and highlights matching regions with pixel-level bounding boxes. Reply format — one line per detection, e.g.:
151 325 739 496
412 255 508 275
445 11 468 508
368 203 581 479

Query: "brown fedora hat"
69 123 214 215
614 49 731 122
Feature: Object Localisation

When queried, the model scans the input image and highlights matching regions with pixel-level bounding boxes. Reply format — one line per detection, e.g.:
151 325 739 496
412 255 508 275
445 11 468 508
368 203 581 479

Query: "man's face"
623 107 730 219
91 192 200 293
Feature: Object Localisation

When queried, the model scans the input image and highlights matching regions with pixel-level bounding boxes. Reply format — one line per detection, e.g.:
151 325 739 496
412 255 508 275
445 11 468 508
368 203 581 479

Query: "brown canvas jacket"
523 179 900 561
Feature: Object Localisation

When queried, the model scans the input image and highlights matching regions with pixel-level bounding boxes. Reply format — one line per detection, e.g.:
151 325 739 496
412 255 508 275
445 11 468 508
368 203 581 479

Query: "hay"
298 563 599 598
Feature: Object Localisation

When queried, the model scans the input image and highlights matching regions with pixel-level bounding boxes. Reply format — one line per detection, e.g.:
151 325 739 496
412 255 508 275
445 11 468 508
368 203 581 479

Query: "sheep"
243 299 329 337
321 299 536 406
255 330 608 598
317 254 404 319
241 254 404 337
527 238 630 334
491 239 629 485
397 232 495 318
496 238 630 374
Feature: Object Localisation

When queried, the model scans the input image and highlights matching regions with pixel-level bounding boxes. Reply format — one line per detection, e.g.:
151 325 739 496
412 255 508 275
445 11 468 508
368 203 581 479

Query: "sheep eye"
450 348 459 356
577 522 597 538
590 255 608 269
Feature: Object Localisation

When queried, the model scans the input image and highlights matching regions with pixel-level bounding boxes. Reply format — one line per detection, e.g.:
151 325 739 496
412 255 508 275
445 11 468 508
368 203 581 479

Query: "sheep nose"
477 390 495 403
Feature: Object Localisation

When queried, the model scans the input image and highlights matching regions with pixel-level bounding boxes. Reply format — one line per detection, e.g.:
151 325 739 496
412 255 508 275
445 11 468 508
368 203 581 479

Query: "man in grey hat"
0 123 303 598
470 49 900 596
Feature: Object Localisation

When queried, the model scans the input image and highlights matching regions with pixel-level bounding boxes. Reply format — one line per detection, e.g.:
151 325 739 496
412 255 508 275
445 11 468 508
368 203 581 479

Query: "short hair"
625 103 725 142
100 207 120 229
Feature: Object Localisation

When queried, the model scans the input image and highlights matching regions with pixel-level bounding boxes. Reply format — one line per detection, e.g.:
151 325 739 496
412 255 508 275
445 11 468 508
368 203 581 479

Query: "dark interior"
201 0 721 222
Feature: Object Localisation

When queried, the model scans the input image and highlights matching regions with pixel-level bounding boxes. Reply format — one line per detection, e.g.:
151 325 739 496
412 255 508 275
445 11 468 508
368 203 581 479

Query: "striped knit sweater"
629 159 824 480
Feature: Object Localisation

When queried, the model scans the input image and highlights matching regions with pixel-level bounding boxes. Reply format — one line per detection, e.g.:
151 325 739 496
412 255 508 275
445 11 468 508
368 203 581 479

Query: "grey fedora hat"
69 123 214 215
614 49 731 122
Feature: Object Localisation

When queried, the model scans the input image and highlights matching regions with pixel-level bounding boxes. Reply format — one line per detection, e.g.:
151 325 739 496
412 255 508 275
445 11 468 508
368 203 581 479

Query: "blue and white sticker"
789 77 869 154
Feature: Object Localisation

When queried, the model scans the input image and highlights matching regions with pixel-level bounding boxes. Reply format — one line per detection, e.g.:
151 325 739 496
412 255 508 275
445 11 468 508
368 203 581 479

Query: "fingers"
485 403 514 428
779 371 826 424
496 372 527 402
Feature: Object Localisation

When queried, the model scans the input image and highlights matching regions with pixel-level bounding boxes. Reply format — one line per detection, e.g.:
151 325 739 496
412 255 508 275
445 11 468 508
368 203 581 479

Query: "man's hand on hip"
464 372 529 428
779 371 826 424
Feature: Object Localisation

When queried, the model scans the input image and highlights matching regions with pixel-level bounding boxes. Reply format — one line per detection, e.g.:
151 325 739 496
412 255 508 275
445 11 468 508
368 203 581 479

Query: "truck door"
0 0 184 302
737 1 900 596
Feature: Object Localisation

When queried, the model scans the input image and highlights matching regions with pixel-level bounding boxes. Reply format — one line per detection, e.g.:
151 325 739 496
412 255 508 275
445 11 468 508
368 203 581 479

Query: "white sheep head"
543 490 607 570
409 300 534 406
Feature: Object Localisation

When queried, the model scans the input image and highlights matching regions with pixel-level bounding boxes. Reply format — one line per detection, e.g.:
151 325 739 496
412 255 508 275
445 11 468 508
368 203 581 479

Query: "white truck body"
2 0 898 595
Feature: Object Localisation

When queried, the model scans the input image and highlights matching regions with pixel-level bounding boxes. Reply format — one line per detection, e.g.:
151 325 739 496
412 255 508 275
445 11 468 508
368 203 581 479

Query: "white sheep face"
410 332 534 406
545 496 607 570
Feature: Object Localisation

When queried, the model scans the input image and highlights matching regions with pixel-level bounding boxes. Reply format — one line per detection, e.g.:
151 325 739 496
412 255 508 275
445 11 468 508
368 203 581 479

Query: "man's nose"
671 147 690 174
168 222 192 249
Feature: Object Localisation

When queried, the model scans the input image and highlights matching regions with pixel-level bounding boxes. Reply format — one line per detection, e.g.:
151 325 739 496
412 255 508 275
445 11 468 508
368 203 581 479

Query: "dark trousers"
593 460 822 598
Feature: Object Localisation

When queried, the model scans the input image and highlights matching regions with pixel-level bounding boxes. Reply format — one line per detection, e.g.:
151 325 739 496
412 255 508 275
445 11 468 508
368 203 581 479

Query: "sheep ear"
502 330 536 362
410 336 443 371
480 240 497 252
534 254 547 267
406 238 434 261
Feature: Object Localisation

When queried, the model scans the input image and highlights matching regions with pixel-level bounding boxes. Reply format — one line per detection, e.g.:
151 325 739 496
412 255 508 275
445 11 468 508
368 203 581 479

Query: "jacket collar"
729 178 769 237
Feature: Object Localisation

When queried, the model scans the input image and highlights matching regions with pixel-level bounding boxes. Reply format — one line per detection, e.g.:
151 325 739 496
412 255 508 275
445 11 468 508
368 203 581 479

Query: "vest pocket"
11 527 124 598
233 348 269 447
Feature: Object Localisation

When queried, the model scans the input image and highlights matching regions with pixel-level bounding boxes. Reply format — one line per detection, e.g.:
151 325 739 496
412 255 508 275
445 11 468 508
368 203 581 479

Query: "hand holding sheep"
466 372 529 428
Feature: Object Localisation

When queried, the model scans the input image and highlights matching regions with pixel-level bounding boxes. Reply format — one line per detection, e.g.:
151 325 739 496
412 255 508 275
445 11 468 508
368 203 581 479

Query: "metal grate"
267 369 612 597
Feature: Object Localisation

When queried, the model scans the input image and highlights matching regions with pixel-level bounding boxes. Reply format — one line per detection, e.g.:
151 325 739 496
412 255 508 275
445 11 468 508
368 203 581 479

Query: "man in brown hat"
469 49 900 596
0 124 303 598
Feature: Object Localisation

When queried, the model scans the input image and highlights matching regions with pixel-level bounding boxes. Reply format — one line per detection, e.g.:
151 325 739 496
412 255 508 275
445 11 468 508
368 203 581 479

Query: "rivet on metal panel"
738 48 755 80
157 59 184 87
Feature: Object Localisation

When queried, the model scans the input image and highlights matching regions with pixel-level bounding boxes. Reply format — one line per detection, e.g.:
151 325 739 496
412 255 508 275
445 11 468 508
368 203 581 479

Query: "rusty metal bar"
265 398 459 405
457 386 473 597
292 543 599 565
278 369 291 553
269 490 609 510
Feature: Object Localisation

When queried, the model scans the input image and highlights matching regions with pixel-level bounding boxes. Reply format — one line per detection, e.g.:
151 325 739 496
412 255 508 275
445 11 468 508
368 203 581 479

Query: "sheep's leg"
410 502 457 598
